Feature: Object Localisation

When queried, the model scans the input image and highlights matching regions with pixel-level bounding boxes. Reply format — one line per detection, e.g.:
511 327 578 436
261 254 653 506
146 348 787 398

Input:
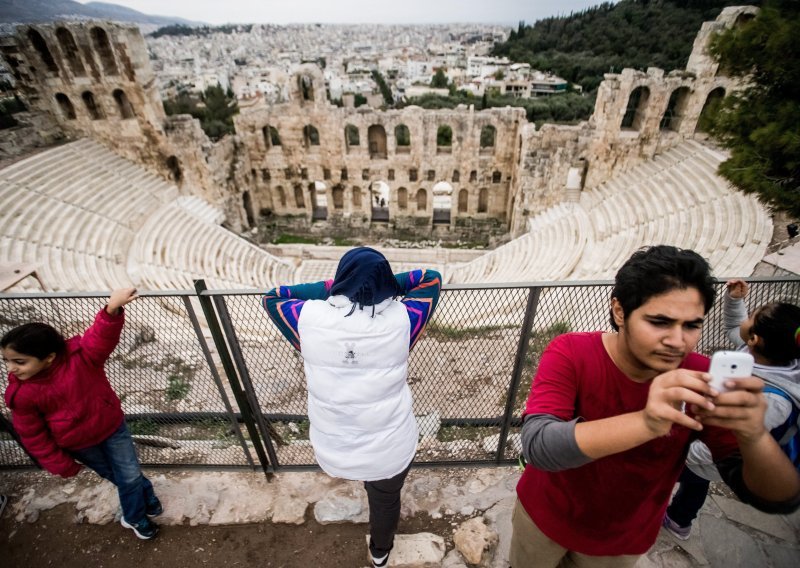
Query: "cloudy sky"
78 0 611 25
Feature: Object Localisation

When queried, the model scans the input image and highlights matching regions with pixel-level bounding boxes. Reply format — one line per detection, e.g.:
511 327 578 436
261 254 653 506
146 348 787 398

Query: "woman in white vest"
262 247 441 568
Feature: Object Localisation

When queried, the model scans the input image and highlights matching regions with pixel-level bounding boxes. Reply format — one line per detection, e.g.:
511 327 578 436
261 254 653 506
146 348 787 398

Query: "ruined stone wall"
233 65 525 242
0 22 227 208
0 6 758 243
509 5 754 234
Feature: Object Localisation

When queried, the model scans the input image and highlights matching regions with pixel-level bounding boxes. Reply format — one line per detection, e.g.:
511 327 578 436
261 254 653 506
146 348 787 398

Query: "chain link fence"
2 278 799 473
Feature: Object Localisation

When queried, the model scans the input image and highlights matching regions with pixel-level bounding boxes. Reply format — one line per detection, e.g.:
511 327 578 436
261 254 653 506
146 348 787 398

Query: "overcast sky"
78 0 611 25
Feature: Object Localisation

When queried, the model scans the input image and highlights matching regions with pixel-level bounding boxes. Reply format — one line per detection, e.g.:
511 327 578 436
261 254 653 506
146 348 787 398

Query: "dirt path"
1 503 455 568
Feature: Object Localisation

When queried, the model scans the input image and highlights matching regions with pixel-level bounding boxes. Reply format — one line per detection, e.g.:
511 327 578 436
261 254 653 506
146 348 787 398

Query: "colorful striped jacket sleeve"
261 279 333 350
398 268 442 350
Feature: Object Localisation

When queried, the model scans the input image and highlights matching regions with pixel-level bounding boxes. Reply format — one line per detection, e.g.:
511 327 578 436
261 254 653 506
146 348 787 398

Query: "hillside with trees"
492 0 761 93
707 0 800 217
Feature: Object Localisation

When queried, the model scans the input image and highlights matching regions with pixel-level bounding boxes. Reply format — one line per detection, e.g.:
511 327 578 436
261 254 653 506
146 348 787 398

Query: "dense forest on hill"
492 0 762 92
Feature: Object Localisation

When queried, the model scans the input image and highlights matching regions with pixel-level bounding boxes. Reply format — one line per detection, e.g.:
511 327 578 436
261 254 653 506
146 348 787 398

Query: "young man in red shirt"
511 245 800 567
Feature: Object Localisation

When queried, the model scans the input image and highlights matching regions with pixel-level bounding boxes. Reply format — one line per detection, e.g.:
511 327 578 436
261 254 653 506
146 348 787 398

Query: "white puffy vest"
297 295 418 481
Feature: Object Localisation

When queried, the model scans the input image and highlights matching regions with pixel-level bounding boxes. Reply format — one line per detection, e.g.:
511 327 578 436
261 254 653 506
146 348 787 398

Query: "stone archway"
432 181 453 224
370 180 390 222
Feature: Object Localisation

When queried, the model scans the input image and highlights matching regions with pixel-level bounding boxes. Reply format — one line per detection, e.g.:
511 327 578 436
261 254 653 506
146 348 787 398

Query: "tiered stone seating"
0 138 296 292
129 200 293 291
448 203 591 284
448 141 772 285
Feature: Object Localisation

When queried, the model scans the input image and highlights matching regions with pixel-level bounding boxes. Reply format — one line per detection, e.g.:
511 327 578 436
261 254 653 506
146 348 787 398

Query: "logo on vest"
342 342 359 365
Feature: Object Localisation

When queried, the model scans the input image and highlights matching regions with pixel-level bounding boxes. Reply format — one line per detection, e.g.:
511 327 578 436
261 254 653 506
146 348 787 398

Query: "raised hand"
107 288 139 315
642 369 716 436
726 279 749 300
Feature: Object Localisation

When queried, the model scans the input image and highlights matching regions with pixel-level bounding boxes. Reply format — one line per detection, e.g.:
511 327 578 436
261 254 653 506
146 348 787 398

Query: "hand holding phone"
708 351 754 393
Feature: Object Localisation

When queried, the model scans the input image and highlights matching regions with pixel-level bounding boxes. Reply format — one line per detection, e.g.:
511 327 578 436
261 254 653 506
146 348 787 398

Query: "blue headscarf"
330 247 401 316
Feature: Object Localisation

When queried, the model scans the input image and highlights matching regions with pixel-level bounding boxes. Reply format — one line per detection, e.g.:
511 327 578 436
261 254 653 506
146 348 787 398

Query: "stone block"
453 517 498 566
365 533 446 567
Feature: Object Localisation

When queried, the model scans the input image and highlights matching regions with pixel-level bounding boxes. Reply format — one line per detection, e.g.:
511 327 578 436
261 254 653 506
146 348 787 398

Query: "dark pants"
364 464 411 557
70 420 156 524
666 466 711 528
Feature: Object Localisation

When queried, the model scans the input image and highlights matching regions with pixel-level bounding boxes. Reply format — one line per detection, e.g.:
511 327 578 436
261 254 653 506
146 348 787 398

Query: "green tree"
708 1 800 216
431 68 449 89
371 70 394 106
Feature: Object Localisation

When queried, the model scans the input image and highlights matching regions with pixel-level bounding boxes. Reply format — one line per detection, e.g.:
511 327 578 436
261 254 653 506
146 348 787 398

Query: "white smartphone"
708 351 754 393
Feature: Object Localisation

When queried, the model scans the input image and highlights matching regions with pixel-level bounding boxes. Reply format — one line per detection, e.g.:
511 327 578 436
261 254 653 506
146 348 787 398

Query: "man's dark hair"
609 245 716 331
1 322 66 360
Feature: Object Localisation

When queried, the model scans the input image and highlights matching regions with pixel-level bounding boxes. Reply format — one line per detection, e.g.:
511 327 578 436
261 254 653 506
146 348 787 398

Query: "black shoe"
371 552 389 568
121 516 159 540
146 497 163 518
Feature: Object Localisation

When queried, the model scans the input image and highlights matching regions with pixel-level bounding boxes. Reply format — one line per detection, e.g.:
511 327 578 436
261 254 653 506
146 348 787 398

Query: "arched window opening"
368 124 387 159
55 93 76 120
276 186 287 208
310 182 327 220
27 28 59 75
82 91 103 120
620 86 650 131
345 124 360 148
416 188 427 212
478 188 488 213
56 27 85 77
436 125 452 153
660 87 691 132
166 155 182 183
696 87 726 133
432 181 453 224
294 185 305 208
479 125 496 149
352 186 362 208
492 171 502 184
91 27 118 75
452 170 460 183
242 191 255 227
395 124 410 153
458 189 468 213
113 89 135 119
299 75 314 101
469 170 477 182
398 187 408 210
332 185 344 209
303 124 320 147
370 181 390 222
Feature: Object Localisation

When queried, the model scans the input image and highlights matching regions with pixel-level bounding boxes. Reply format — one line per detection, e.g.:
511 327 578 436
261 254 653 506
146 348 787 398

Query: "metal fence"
2 278 799 475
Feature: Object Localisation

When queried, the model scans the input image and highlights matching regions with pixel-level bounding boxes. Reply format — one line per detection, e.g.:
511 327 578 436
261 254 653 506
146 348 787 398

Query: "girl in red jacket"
2 288 161 540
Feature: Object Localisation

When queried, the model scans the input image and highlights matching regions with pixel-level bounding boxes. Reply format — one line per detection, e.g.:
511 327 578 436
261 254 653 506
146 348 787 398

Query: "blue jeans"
70 420 156 524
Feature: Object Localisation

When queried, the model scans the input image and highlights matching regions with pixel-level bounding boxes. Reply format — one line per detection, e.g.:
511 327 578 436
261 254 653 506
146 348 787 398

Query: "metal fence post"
193 280 272 479
212 295 282 472
496 286 541 464
181 296 255 469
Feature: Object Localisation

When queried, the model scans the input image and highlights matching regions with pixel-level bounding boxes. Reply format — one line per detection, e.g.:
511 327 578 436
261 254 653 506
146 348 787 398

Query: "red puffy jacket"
4 307 126 477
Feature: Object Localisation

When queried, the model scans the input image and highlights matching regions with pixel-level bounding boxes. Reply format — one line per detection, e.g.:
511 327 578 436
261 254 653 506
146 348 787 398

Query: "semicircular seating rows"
0 138 294 292
448 140 772 285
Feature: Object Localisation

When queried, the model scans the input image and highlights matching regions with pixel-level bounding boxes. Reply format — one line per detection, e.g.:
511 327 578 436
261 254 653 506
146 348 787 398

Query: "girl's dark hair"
610 245 716 330
1 322 66 360
752 302 800 365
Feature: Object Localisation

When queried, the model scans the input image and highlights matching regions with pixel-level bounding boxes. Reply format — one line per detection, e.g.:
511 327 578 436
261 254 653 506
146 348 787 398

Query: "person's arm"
519 335 715 467
697 377 800 508
573 367 717 459
723 280 748 347
397 269 442 349
261 279 333 350
80 288 137 367
11 408 81 478
521 413 592 471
